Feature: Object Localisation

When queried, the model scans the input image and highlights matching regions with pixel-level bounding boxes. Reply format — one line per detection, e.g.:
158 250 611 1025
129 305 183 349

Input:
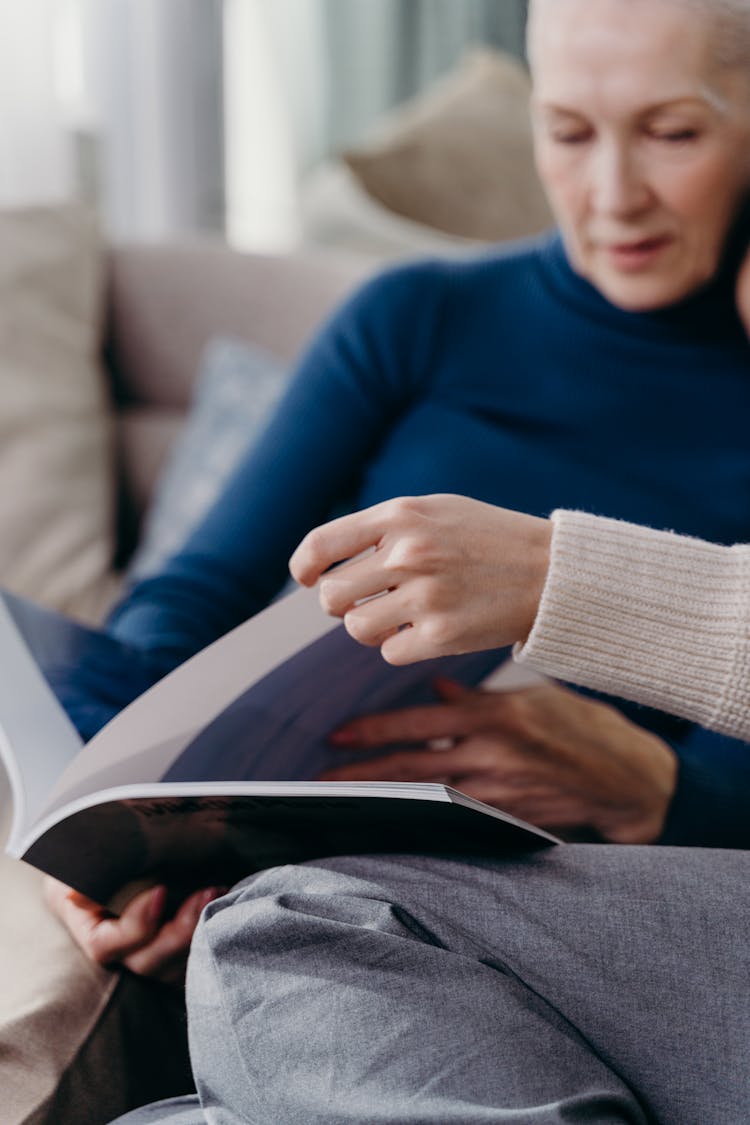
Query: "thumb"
85 884 167 964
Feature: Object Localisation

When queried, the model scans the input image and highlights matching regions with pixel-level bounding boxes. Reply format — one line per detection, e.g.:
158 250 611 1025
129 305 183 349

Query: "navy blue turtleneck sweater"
108 233 750 847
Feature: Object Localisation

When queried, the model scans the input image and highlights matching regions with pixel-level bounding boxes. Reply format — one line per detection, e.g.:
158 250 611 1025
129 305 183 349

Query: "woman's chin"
589 268 711 313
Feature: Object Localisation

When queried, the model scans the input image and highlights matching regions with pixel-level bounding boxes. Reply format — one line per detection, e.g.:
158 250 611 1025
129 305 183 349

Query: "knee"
197 861 404 951
188 858 436 989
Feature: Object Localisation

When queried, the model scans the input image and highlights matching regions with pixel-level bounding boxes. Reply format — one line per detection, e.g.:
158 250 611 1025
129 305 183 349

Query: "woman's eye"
650 129 700 144
550 131 592 145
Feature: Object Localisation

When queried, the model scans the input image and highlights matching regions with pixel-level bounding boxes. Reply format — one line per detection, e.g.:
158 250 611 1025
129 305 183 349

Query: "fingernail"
329 727 357 745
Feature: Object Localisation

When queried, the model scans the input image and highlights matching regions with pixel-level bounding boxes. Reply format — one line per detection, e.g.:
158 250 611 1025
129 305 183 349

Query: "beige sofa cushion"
0 205 119 623
301 159 481 261
0 854 191 1125
342 48 552 243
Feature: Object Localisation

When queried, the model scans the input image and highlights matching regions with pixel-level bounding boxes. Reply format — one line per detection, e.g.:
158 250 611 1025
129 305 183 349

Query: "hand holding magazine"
0 586 558 908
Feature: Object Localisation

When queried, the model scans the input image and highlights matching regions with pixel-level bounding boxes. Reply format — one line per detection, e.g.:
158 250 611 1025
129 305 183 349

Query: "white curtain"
222 0 530 252
0 0 224 234
84 0 224 241
223 0 328 251
322 0 529 153
0 1 528 242
0 0 75 207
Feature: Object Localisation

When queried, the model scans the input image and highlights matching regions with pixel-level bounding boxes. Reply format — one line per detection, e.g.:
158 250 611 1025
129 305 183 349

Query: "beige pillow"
0 204 118 622
342 48 552 243
301 159 481 261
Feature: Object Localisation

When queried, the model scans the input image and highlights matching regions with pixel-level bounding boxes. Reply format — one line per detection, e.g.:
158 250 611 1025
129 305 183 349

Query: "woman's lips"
603 235 674 271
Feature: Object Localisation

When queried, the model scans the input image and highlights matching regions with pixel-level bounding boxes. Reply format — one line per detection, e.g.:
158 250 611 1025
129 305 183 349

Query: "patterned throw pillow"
128 337 289 581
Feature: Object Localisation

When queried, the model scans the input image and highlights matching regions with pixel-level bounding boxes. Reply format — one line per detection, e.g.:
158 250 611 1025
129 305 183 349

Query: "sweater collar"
538 224 750 348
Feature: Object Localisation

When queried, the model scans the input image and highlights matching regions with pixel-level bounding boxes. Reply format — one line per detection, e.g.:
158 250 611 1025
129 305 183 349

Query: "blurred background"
0 1 550 836
5 0 536 252
0 0 552 630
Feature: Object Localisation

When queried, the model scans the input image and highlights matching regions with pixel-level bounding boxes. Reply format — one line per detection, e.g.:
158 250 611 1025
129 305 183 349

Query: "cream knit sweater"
516 510 750 743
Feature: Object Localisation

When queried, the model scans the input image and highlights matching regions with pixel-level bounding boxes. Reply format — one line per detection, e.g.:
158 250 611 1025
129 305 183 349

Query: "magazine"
0 586 559 907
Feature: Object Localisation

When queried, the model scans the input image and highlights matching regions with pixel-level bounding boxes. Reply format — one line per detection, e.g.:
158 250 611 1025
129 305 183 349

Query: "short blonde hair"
685 0 750 68
527 0 750 72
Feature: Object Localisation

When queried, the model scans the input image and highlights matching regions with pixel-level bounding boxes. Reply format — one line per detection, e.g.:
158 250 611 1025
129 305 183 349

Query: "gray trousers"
113 846 750 1124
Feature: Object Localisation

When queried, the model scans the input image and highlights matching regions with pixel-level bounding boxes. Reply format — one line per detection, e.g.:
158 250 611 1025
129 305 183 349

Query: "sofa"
0 232 374 1125
0 41 550 626
105 239 372 571
0 43 552 1122
0 207 364 636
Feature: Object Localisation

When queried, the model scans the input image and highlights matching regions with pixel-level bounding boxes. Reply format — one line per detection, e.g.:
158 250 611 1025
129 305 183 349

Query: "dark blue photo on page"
163 625 506 783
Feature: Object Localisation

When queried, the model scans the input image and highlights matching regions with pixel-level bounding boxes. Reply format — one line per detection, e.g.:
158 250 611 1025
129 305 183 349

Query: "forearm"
516 510 750 742
108 268 424 669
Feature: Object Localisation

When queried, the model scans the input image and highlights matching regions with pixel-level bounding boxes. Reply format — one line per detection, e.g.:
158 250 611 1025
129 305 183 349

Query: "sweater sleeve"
106 263 444 672
659 724 750 848
515 510 750 742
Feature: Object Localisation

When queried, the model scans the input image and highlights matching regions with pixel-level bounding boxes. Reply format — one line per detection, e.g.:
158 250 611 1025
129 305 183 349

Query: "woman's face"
529 0 750 310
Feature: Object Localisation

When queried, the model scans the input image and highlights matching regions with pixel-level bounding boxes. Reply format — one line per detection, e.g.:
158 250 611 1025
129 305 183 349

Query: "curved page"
0 595 83 843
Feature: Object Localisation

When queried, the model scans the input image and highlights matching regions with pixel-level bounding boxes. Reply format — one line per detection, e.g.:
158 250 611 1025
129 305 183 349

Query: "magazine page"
20 781 559 906
0 592 160 845
2 587 556 903
0 636 540 848
0 594 85 843
31 586 343 826
160 628 507 783
36 584 510 820
0 575 242 851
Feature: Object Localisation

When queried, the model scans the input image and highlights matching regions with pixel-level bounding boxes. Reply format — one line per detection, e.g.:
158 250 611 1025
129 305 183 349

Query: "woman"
109 1 750 1123
54 0 750 974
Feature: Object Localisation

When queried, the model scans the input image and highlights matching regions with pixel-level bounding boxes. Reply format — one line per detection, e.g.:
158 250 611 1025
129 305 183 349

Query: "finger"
434 678 532 718
43 876 89 919
90 885 170 964
330 701 482 747
451 776 593 832
290 505 392 586
330 690 527 749
123 887 226 980
380 623 449 665
451 776 566 818
343 591 411 647
318 551 394 617
45 878 126 950
321 743 500 783
57 884 166 965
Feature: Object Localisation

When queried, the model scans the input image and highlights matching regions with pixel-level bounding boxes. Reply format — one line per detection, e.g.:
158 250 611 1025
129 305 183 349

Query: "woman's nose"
591 143 653 218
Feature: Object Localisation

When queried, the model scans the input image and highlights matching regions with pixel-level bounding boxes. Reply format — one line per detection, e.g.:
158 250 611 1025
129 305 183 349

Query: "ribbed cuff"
515 510 750 742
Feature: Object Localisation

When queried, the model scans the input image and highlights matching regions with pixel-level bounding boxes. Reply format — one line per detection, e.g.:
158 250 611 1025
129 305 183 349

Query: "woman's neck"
540 230 749 347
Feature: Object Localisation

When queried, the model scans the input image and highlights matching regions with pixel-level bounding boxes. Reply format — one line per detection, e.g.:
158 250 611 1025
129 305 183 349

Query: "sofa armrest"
104 238 372 411
103 239 372 566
